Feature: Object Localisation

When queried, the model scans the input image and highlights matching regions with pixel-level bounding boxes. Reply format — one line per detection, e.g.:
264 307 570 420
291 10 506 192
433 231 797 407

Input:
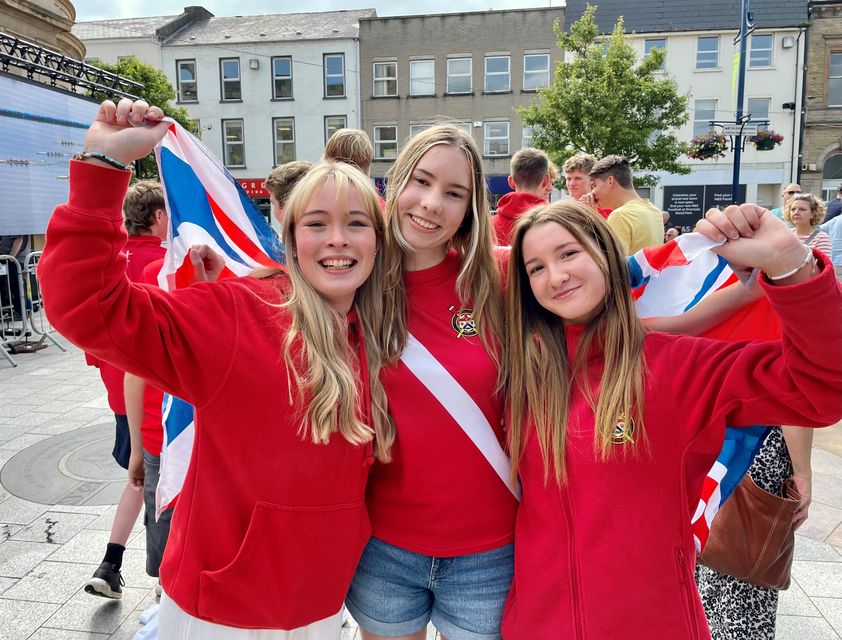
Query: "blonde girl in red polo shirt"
39 99 394 639
345 125 518 640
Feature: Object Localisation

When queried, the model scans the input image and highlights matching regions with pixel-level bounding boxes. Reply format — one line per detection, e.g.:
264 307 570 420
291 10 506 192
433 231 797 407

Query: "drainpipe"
796 5 812 184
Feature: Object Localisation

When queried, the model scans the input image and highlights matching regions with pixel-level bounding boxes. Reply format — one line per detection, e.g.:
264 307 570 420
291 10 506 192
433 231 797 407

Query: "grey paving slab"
32 420 92 436
28 629 109 640
47 504 110 516
815 471 842 511
11 511 98 545
778 578 822 617
799 502 842 543
813 597 842 637
108 591 158 640
0 576 16 595
0 497 48 525
0 433 51 451
1 560 95 604
0 540 57 578
792 561 842 598
87 506 143 533
830 524 842 548
0 412 54 428
776 615 841 640
40 586 147 634
0 523 23 540
0 598 59 640
46 529 112 564
795 534 842 562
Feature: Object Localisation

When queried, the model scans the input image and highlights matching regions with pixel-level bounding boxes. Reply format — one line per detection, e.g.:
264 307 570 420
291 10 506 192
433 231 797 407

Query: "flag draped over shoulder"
153 119 284 518
629 234 779 553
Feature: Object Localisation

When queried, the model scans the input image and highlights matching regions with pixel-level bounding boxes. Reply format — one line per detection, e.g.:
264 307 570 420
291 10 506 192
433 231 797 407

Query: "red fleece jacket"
39 161 375 630
502 262 842 639
493 192 546 245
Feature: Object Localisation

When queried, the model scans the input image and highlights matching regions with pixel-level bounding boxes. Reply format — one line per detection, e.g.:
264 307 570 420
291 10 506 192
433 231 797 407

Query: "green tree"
519 5 690 186
89 57 198 179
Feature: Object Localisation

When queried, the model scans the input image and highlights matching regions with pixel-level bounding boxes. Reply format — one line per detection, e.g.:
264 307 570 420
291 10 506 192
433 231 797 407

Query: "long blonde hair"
503 201 647 484
381 124 503 362
263 161 395 461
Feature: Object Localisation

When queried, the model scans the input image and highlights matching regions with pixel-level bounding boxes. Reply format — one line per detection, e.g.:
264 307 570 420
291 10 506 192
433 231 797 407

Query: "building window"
447 57 472 94
484 121 510 156
272 57 292 99
455 121 473 135
410 60 435 96
324 53 345 98
693 99 717 137
220 58 241 101
522 125 535 148
830 52 842 107
176 59 197 102
750 34 773 67
523 54 550 91
409 123 432 138
222 119 245 168
484 56 510 93
373 125 398 160
645 38 666 70
325 115 347 143
746 97 770 123
272 118 295 165
696 37 719 69
373 61 398 97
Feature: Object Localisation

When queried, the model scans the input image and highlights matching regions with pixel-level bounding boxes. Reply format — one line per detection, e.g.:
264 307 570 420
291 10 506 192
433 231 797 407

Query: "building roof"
164 9 376 46
72 15 179 41
564 0 808 34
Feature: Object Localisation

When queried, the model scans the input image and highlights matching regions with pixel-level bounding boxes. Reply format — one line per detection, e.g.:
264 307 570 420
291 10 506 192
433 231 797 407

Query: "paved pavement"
0 337 840 639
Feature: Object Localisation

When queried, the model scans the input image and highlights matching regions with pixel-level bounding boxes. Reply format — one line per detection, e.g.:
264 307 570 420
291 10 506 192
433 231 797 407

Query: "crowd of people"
35 98 842 640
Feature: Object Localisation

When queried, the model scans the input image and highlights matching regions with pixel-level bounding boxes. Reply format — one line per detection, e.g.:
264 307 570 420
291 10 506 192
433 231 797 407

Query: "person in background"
493 148 551 245
770 183 801 220
824 184 842 222
562 153 611 218
819 210 842 279
0 234 30 317
664 226 681 243
265 161 312 224
588 155 663 254
84 180 168 600
784 193 833 256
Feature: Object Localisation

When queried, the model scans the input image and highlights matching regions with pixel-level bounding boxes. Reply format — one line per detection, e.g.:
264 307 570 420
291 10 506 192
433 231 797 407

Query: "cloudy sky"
75 0 558 21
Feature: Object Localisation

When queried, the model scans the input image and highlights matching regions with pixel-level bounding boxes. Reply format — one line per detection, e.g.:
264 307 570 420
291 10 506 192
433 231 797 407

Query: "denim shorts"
345 537 514 640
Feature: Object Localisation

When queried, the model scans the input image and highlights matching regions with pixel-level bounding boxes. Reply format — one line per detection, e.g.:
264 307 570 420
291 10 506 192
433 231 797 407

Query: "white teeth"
321 259 354 270
411 215 438 230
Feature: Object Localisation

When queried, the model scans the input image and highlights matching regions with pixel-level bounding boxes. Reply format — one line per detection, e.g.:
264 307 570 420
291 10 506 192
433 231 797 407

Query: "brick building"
800 0 842 200
358 7 565 201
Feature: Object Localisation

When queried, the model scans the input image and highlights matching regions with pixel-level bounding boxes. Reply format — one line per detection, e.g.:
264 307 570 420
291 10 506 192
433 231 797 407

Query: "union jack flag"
629 234 778 553
153 120 284 518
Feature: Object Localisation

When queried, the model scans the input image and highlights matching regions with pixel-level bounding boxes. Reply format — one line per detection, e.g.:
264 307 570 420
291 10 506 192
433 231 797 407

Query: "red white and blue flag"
153 119 284 517
629 234 777 553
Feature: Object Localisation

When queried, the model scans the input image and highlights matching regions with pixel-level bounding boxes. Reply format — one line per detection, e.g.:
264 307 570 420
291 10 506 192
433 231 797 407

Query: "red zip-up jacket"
502 260 842 640
493 192 547 246
39 161 375 630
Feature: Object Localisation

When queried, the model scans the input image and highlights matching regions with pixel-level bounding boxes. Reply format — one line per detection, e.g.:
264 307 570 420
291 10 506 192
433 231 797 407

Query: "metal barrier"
0 251 65 366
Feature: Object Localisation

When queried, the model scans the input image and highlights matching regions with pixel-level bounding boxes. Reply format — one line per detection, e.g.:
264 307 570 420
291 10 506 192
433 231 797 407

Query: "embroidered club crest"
612 413 636 445
450 308 478 338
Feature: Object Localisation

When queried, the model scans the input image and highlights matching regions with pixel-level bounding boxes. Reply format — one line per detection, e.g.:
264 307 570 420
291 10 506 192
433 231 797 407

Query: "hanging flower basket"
749 129 784 151
687 132 728 161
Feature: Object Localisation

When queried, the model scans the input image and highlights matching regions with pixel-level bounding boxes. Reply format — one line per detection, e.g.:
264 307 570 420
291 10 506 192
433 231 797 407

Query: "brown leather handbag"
698 476 800 590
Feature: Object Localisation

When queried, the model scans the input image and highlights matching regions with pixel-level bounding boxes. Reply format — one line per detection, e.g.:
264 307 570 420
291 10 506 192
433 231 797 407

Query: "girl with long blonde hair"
500 200 842 639
39 99 394 640
345 124 517 640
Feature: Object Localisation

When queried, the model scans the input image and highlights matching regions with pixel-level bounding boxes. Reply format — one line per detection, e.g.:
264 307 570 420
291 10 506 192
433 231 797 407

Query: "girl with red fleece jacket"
502 200 842 639
39 99 395 639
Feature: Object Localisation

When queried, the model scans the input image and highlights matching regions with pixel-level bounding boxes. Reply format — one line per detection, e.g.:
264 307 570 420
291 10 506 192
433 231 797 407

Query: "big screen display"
0 72 101 235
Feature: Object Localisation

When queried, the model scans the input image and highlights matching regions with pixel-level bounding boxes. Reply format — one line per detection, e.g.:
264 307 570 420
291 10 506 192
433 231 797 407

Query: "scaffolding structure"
0 32 141 100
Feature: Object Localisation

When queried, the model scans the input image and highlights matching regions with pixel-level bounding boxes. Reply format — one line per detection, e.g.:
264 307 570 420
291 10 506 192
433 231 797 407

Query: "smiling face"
293 180 377 313
521 221 607 324
396 144 473 271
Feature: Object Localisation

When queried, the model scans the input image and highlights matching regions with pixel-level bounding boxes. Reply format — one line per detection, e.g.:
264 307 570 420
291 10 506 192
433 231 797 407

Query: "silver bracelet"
766 246 815 281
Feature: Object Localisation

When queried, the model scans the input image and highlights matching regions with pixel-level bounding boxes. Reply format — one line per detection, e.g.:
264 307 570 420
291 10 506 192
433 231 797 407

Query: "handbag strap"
802 229 819 245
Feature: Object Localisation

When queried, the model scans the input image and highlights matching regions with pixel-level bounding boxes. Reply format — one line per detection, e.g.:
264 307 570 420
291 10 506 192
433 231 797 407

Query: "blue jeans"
345 537 513 640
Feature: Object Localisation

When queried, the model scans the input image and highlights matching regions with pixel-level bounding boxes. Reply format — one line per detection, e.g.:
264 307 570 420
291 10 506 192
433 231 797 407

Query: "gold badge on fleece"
450 307 478 338
612 413 635 445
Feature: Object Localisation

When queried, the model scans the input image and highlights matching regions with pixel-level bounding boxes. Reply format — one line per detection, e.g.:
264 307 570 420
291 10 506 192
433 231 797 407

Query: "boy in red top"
493 148 551 245
84 181 167 600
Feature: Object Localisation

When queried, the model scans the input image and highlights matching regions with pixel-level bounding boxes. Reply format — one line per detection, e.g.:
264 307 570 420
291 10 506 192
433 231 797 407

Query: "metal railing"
0 251 65 366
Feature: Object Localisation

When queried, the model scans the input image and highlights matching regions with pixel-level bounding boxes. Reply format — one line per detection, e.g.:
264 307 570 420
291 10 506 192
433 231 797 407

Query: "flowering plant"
749 129 784 151
687 131 728 160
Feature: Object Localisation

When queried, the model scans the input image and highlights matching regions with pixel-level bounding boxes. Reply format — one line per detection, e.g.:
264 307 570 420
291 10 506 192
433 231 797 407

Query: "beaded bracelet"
766 246 815 281
72 151 131 172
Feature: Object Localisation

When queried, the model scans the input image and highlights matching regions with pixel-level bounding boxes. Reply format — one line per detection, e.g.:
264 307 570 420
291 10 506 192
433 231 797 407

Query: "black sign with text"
704 184 747 211
663 186 705 232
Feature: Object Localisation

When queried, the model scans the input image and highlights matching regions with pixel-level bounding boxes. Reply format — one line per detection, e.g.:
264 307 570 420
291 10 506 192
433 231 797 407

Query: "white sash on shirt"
401 333 522 500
